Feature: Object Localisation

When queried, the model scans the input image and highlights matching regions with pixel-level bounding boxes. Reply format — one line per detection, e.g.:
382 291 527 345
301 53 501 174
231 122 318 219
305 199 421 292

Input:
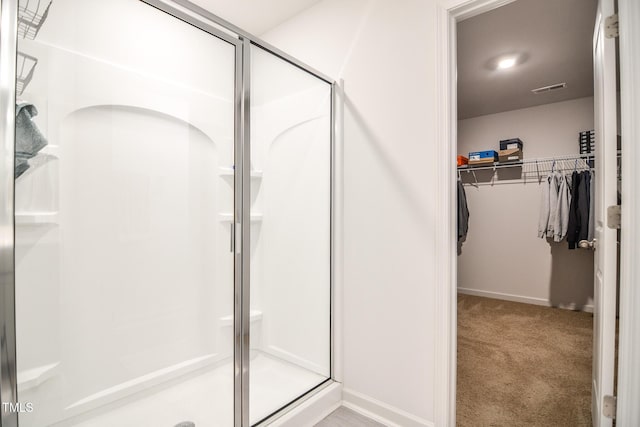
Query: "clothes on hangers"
538 167 588 243
567 170 591 249
538 173 552 238
567 171 581 248
546 172 562 237
553 172 572 242
580 171 591 242
538 172 563 238
457 179 469 242
588 170 595 241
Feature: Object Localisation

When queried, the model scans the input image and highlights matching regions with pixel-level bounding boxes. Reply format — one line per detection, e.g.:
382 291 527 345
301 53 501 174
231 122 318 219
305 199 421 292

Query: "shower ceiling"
457 0 597 119
189 0 323 35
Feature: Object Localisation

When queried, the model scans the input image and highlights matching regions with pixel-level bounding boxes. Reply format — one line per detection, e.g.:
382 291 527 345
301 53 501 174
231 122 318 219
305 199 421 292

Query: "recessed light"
484 53 528 72
497 57 517 69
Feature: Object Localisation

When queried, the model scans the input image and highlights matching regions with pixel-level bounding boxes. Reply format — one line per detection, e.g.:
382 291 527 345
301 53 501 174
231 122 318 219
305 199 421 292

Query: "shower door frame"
0 0 19 426
0 0 337 426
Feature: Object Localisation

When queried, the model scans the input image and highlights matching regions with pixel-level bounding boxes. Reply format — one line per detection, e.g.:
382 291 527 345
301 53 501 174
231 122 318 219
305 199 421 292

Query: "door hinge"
603 395 617 419
607 205 621 229
605 14 619 38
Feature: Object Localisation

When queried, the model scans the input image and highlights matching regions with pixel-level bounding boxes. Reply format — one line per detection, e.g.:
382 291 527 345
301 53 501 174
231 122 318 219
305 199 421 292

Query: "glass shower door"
248 44 332 424
14 0 238 425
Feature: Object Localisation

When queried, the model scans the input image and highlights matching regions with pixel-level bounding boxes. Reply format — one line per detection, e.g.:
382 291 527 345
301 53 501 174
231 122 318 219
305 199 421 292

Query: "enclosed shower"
0 0 334 425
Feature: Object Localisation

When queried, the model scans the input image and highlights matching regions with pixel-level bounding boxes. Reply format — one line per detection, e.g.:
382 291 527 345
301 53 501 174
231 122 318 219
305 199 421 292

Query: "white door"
592 0 618 425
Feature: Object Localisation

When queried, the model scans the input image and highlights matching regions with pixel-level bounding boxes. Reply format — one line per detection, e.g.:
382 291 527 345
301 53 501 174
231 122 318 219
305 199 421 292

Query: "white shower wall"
251 86 331 375
15 0 236 424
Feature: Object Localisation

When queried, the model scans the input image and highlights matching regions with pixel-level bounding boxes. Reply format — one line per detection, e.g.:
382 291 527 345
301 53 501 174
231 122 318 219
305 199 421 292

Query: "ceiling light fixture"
484 53 528 72
497 57 517 70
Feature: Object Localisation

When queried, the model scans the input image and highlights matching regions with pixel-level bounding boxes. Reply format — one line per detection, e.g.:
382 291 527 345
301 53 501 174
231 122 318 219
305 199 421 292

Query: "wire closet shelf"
457 152 604 186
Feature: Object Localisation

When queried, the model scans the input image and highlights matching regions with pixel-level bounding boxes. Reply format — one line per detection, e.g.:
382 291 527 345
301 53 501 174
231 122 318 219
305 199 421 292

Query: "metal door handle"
578 238 597 250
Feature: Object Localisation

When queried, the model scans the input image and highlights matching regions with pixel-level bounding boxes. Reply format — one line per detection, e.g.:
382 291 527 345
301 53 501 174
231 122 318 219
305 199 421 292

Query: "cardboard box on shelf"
468 158 496 166
498 148 523 163
499 138 524 151
468 150 498 165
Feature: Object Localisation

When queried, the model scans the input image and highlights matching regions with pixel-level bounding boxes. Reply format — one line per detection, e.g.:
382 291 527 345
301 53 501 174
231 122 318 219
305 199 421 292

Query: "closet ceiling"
189 0 322 35
457 0 598 120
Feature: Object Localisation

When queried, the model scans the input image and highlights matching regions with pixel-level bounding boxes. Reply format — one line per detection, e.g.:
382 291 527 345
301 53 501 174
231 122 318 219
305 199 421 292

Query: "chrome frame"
165 0 333 84
141 0 240 45
253 378 334 427
0 0 337 425
240 37 252 427
330 82 336 381
245 43 335 427
0 0 18 425
233 41 244 427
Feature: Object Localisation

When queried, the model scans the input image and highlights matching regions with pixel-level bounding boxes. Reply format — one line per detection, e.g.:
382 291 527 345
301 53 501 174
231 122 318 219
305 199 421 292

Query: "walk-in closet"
454 0 620 425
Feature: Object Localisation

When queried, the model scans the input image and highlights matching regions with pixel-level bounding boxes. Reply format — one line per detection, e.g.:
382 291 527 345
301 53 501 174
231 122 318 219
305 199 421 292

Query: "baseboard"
342 388 434 427
457 287 594 313
270 381 342 427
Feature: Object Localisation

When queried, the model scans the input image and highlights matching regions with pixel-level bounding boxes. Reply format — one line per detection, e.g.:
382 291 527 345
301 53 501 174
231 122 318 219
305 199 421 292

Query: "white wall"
262 1 439 425
457 97 595 310
262 1 640 426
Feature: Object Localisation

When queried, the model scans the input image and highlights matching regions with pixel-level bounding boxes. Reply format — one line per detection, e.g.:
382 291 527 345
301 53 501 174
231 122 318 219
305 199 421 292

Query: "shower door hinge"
603 395 616 419
605 14 619 38
607 205 621 229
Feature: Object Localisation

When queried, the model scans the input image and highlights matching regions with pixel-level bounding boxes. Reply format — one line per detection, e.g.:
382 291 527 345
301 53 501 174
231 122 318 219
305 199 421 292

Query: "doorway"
455 0 599 424
433 0 625 425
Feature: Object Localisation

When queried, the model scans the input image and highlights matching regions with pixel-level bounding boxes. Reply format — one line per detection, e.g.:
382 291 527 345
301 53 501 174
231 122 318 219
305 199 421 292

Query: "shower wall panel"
14 0 236 425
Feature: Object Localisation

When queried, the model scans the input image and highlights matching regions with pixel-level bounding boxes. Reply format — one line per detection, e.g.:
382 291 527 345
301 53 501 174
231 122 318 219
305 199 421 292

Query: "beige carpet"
457 294 593 426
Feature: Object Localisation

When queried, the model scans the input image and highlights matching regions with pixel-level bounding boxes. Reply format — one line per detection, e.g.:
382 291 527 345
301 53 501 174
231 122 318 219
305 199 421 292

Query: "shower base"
59 352 326 427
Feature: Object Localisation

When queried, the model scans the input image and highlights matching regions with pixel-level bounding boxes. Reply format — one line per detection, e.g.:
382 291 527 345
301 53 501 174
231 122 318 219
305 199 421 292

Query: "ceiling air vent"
531 82 567 94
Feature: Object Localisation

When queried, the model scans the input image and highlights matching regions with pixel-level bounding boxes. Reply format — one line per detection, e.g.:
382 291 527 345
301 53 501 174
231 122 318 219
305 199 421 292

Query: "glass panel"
14 0 236 425
249 45 332 424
